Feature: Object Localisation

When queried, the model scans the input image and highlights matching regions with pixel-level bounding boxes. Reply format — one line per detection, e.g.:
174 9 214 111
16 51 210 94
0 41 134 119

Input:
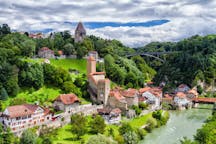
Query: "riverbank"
140 104 212 144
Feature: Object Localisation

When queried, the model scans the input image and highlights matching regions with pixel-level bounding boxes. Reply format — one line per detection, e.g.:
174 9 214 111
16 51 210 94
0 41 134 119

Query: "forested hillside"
136 35 216 93
0 24 155 109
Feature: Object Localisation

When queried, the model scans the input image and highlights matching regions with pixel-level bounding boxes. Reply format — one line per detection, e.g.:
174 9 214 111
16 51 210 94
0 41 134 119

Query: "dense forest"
136 35 216 95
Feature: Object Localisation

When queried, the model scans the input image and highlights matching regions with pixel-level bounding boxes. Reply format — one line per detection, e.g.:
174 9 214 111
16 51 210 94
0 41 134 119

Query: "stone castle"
74 22 86 43
87 56 110 105
87 56 139 112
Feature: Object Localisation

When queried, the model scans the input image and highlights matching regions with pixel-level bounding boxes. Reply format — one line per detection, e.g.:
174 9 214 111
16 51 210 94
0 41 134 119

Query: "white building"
97 108 122 124
0 104 51 136
139 87 162 110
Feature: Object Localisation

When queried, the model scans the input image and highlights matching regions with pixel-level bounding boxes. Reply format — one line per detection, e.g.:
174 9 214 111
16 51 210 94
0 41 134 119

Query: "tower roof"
75 22 86 33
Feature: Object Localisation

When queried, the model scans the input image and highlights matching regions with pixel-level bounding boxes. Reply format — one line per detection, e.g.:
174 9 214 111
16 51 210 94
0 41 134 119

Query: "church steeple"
75 22 86 43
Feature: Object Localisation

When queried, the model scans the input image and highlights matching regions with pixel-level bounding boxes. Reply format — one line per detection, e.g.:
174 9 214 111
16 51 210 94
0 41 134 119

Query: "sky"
0 0 216 47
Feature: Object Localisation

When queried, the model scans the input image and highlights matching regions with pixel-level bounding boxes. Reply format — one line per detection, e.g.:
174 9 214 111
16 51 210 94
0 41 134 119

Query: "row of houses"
0 93 104 136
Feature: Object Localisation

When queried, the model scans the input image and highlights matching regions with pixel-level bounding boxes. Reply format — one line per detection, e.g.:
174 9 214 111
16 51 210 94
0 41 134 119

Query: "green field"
50 59 87 74
1 86 61 109
1 58 88 109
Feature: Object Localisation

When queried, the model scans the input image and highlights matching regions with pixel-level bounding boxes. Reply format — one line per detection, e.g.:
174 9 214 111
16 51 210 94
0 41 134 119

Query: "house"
97 108 121 124
38 47 55 59
139 87 162 110
29 33 43 39
53 94 80 113
74 22 86 43
0 104 51 135
174 92 192 110
175 84 190 92
108 89 128 111
120 88 139 107
186 88 198 98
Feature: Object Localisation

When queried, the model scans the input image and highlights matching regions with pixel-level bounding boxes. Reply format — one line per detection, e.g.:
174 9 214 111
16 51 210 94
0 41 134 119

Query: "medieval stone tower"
87 56 110 106
87 56 96 76
74 22 86 43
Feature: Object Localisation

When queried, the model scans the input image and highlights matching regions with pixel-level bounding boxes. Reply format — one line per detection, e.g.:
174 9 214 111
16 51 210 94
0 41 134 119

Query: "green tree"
123 131 139 144
71 114 87 139
77 46 88 58
10 97 26 106
145 117 157 132
20 129 37 144
54 33 64 50
118 122 133 135
180 137 196 144
21 39 36 57
62 81 82 97
1 127 15 144
0 87 8 101
90 115 106 134
0 100 3 111
62 43 75 55
87 134 117 144
41 137 52 144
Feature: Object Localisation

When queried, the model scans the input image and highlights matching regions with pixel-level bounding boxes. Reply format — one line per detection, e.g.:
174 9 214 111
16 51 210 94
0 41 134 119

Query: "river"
140 104 213 144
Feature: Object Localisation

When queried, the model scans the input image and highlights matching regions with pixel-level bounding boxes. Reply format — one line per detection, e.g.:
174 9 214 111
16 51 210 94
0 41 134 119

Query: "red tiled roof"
56 94 80 105
43 108 51 116
5 104 40 118
110 90 125 101
139 87 151 93
121 88 137 97
139 87 162 97
187 89 198 96
39 47 54 54
176 92 186 98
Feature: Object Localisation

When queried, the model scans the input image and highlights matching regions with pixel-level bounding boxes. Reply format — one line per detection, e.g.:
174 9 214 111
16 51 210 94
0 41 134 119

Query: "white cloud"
0 0 215 47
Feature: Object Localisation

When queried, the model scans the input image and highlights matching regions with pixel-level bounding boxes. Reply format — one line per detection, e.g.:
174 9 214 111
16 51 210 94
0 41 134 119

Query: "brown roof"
176 92 186 98
4 104 40 118
139 87 151 93
187 89 198 96
110 89 126 101
39 47 54 54
139 87 162 97
121 88 137 97
56 94 80 105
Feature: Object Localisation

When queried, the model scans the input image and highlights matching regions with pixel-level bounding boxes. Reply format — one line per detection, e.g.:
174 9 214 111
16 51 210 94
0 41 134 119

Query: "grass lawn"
1 86 62 109
128 113 153 128
16 86 61 104
50 59 87 74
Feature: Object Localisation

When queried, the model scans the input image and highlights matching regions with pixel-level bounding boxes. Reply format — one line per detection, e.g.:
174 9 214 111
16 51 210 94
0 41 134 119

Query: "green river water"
140 104 213 144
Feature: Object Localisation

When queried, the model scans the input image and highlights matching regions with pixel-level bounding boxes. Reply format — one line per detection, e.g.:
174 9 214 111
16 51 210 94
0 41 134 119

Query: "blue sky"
0 0 215 47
